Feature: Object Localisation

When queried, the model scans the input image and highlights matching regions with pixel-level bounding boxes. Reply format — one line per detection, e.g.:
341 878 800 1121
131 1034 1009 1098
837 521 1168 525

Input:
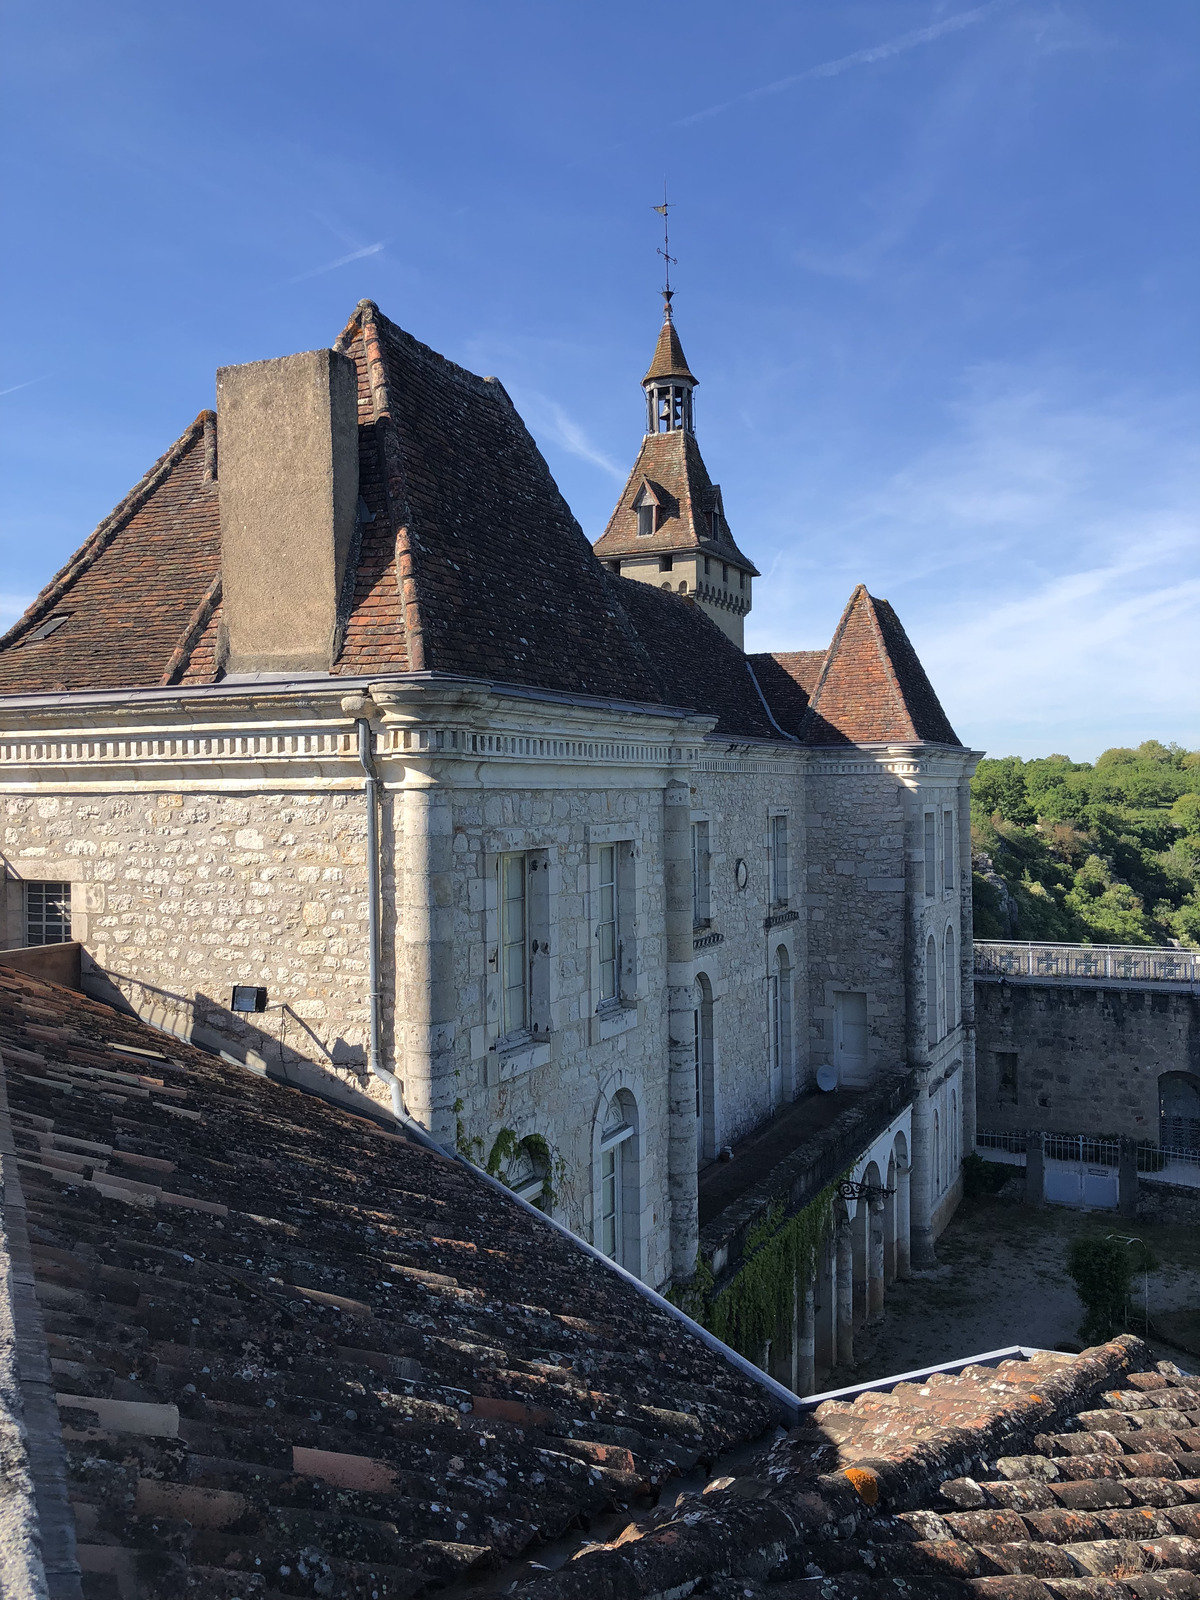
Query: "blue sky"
2 1 1197 760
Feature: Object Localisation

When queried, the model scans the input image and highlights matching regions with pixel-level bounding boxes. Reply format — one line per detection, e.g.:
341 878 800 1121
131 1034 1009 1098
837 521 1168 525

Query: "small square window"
24 881 71 946
659 554 673 573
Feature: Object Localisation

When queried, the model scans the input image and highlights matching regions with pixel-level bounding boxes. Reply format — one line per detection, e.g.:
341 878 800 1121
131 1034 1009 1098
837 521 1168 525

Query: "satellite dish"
816 1064 838 1092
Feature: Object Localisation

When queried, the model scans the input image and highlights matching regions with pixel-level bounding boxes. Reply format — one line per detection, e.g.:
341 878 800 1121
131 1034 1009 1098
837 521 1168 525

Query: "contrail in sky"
679 0 1016 126
286 241 385 285
0 375 51 398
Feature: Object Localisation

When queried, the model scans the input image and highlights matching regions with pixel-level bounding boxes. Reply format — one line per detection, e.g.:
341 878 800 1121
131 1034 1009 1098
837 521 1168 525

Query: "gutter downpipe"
342 693 404 1120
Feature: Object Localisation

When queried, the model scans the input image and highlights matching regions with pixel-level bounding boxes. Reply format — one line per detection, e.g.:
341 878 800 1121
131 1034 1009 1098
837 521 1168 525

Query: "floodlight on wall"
231 985 268 1013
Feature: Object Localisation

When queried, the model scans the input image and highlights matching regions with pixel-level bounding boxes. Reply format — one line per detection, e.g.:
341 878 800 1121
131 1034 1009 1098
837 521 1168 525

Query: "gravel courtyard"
824 1182 1200 1391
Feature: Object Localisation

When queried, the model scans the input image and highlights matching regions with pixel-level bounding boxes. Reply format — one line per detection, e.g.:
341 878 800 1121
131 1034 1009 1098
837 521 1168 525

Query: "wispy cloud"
680 0 1017 127
284 241 385 286
516 392 626 482
0 375 51 398
747 367 1200 758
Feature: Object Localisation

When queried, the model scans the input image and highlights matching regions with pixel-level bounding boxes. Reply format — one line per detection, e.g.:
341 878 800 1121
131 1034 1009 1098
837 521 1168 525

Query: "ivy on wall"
453 1104 564 1213
671 1170 849 1360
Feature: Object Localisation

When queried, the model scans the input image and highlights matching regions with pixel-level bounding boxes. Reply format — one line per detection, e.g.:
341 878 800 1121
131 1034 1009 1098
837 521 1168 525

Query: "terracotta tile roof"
516 1335 1200 1599
0 304 960 759
0 417 221 696
800 583 961 748
746 650 827 738
330 304 664 701
0 965 776 1598
608 579 780 739
592 429 759 573
642 307 697 384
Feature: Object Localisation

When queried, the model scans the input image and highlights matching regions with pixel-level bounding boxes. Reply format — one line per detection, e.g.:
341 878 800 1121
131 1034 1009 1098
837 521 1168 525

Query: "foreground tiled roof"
593 428 759 573
0 965 775 1598
516 1335 1200 1598
801 583 961 748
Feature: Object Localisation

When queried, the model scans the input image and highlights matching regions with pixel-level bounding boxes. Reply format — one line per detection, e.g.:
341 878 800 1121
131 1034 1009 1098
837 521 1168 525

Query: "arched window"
769 946 792 1108
597 1090 640 1272
694 975 715 1159
933 1109 941 1194
926 935 939 1048
493 1132 553 1214
943 926 957 1033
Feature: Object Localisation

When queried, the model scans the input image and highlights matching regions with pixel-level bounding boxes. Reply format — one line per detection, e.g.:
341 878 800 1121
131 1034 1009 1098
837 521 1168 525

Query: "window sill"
491 1032 551 1082
594 1002 638 1041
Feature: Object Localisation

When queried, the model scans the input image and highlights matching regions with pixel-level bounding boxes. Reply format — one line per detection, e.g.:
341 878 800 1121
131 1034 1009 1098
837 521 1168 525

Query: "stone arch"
770 943 793 1108
943 923 957 1032
863 1160 885 1324
891 1129 911 1280
592 1077 643 1276
694 972 717 1160
926 934 939 1049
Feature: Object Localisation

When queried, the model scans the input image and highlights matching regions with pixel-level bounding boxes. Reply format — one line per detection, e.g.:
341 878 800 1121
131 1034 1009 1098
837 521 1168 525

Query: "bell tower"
593 299 759 650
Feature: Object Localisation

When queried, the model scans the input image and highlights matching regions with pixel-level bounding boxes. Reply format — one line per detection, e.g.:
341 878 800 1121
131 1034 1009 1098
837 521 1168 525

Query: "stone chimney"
216 349 359 676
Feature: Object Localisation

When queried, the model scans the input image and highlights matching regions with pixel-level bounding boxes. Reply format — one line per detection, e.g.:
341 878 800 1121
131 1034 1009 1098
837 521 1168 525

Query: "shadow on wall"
80 960 379 1113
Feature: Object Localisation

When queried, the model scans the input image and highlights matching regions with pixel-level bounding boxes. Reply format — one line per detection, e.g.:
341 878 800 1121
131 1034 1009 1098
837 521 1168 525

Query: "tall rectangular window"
597 845 618 1003
499 853 528 1036
943 808 955 892
637 503 653 537
996 1051 1018 1104
923 812 936 897
691 821 711 927
25 881 70 946
769 814 789 906
599 1124 633 1263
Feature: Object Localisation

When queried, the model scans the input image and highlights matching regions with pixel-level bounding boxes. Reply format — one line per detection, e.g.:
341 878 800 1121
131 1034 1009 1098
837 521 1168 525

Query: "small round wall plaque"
734 858 749 890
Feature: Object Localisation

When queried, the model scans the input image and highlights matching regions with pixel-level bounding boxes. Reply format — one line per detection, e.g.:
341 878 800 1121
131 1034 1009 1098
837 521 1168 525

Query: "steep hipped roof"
0 416 221 695
0 964 774 1597
592 429 759 572
801 584 961 747
747 649 827 737
642 305 697 384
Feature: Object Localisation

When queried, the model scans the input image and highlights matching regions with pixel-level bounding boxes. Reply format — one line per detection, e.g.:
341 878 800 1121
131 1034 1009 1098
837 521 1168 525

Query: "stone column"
867 1197 886 1324
1025 1130 1044 1207
1119 1135 1138 1219
796 1280 816 1397
851 1202 868 1327
909 1069 936 1267
958 775 978 1157
664 773 699 1281
836 1218 854 1370
896 1160 912 1279
815 1242 836 1375
398 776 458 1147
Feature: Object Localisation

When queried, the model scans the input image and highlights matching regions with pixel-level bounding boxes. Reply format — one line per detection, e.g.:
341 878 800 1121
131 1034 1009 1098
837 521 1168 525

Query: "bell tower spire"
645 187 697 436
591 201 760 650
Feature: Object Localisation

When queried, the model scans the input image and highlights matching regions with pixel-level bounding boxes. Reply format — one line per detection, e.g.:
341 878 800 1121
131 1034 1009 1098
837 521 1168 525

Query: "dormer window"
637 503 653 537
711 509 720 540
24 613 71 644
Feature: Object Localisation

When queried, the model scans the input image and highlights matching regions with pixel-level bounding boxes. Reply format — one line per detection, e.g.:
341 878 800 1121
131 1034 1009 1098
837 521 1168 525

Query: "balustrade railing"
975 940 1200 986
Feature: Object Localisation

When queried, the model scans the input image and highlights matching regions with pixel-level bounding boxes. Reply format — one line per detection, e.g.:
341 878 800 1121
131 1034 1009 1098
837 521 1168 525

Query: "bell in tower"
593 298 759 650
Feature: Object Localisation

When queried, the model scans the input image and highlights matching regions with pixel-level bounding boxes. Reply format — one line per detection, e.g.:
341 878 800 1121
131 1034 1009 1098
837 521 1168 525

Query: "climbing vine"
671 1169 850 1361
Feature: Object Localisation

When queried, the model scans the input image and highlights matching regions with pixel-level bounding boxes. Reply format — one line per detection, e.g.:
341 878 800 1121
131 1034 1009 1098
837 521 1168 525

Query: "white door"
834 992 868 1087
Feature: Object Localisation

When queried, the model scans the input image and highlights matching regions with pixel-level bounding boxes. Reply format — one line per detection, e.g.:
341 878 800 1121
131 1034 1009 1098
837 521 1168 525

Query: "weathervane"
652 182 676 307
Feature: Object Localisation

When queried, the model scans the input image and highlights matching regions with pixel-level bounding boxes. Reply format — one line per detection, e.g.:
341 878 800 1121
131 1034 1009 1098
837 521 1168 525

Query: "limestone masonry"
0 295 978 1395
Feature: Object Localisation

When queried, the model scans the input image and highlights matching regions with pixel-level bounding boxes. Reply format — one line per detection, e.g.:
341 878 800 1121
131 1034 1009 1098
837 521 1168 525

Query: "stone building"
0 297 978 1382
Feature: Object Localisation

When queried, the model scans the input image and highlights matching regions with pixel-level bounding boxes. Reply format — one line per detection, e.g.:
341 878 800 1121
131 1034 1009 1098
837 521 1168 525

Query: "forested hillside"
972 742 1200 947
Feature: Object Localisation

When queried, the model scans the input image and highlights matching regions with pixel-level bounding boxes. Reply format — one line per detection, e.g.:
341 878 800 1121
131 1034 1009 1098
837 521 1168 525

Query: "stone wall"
975 976 1200 1141
2 787 376 1086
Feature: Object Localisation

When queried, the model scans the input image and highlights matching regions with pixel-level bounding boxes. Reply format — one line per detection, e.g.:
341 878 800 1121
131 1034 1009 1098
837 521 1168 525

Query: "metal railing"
976 1130 1200 1187
976 940 1200 986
